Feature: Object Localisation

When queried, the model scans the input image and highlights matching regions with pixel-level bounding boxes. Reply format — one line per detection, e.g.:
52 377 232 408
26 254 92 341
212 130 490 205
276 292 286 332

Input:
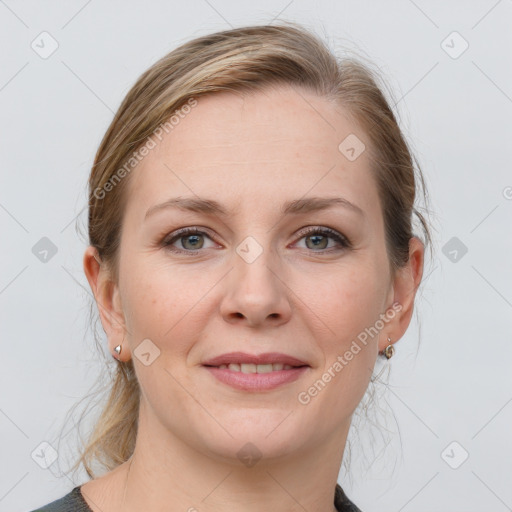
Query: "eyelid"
161 226 220 250
161 225 351 254
293 225 352 248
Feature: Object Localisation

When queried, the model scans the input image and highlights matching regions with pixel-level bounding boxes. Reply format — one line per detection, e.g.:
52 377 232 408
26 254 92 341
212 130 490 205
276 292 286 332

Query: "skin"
82 84 424 512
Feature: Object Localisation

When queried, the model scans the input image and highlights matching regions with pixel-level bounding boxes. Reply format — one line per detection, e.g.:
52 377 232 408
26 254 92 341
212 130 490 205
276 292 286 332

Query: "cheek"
325 266 386 393
296 262 384 405
303 260 386 345
119 255 226 368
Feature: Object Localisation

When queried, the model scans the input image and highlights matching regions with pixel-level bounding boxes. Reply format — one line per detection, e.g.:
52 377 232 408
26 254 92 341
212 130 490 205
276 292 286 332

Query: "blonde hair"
63 20 433 497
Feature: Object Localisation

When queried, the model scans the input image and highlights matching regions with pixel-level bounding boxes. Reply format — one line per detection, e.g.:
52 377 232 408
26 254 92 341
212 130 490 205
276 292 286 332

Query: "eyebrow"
144 195 365 220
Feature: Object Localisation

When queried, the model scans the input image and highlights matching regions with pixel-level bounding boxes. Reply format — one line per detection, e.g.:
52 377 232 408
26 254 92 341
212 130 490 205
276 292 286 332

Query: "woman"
31 21 430 512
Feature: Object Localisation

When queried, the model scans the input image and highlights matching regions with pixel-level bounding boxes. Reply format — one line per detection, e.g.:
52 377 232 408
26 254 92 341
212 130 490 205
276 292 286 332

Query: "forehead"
126 84 381 223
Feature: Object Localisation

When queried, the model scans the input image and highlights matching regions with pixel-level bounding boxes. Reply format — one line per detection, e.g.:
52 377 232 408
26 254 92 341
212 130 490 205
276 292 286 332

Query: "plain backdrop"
1 1 511 511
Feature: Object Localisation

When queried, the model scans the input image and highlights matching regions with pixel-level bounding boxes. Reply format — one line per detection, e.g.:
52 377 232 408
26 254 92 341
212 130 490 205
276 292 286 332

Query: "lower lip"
203 366 309 391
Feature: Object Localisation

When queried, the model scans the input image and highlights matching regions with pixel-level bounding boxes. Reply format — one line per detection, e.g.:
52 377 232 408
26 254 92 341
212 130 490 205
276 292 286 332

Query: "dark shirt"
30 484 362 511
29 486 91 511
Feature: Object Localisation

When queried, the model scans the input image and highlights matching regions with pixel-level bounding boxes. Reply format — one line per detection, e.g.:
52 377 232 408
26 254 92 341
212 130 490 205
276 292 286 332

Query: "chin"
198 415 306 464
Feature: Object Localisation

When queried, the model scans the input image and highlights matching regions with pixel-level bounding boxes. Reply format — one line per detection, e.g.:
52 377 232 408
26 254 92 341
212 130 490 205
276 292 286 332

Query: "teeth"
217 363 296 373
241 363 257 373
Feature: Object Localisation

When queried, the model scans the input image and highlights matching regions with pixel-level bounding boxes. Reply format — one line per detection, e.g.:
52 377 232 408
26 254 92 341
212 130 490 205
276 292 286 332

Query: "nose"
219 243 292 328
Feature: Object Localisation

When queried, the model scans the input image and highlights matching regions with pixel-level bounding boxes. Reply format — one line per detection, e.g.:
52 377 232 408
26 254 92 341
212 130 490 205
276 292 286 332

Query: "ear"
83 245 130 362
379 236 425 352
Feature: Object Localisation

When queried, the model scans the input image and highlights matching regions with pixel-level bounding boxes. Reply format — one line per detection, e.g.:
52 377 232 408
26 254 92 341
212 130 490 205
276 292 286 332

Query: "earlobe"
83 246 130 361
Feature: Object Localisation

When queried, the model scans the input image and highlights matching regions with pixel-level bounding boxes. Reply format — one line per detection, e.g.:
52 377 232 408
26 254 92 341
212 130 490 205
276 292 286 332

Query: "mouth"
201 352 310 391
204 362 307 373
201 351 309 368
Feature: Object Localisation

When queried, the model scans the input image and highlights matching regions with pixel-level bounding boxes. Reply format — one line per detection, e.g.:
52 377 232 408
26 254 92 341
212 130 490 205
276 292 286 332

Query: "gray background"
1 1 511 511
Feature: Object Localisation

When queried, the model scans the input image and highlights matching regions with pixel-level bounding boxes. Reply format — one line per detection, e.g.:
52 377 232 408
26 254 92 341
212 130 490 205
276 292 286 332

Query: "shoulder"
28 486 92 512
335 484 363 512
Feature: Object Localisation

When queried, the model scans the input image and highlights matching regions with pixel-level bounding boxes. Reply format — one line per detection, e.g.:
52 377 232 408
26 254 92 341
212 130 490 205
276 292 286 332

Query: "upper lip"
202 352 309 367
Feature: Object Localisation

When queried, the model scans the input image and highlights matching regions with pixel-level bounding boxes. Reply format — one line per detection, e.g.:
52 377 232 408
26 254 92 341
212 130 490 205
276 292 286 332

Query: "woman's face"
87 84 422 464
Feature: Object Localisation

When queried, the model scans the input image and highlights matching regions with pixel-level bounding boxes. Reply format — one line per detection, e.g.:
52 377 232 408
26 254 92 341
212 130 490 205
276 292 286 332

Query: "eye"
161 226 352 255
294 226 351 252
162 227 218 254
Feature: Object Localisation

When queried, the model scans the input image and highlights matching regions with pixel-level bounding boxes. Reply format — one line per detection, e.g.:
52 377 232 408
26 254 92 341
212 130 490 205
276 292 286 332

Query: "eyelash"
161 226 352 255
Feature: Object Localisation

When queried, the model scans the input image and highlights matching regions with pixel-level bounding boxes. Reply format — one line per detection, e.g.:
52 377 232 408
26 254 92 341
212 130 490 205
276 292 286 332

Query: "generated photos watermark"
93 97 198 200
297 301 402 405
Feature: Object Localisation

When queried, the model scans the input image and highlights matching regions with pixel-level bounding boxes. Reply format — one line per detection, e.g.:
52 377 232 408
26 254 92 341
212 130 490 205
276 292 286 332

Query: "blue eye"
162 227 216 253
162 226 351 255
295 226 351 252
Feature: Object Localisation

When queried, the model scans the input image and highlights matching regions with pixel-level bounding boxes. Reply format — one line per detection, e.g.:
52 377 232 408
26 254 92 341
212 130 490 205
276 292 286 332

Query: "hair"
62 20 434 501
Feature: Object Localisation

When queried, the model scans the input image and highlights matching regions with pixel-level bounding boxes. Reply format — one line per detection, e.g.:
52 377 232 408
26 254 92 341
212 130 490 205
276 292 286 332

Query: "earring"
113 344 122 360
383 337 395 359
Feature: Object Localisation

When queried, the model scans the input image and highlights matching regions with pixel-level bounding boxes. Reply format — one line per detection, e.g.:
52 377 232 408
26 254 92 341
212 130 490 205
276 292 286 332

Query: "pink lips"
201 351 310 391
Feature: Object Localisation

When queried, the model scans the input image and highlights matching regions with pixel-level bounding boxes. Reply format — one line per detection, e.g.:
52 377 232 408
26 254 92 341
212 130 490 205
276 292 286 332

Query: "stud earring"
113 344 122 360
383 337 395 359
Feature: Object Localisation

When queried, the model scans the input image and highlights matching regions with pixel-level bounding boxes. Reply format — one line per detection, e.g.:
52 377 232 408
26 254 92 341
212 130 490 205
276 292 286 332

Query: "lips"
202 352 310 391
201 351 309 368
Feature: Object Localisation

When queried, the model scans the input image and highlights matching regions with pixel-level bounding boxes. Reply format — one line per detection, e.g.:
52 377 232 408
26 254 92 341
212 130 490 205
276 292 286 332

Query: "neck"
110 400 349 512
81 398 352 512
